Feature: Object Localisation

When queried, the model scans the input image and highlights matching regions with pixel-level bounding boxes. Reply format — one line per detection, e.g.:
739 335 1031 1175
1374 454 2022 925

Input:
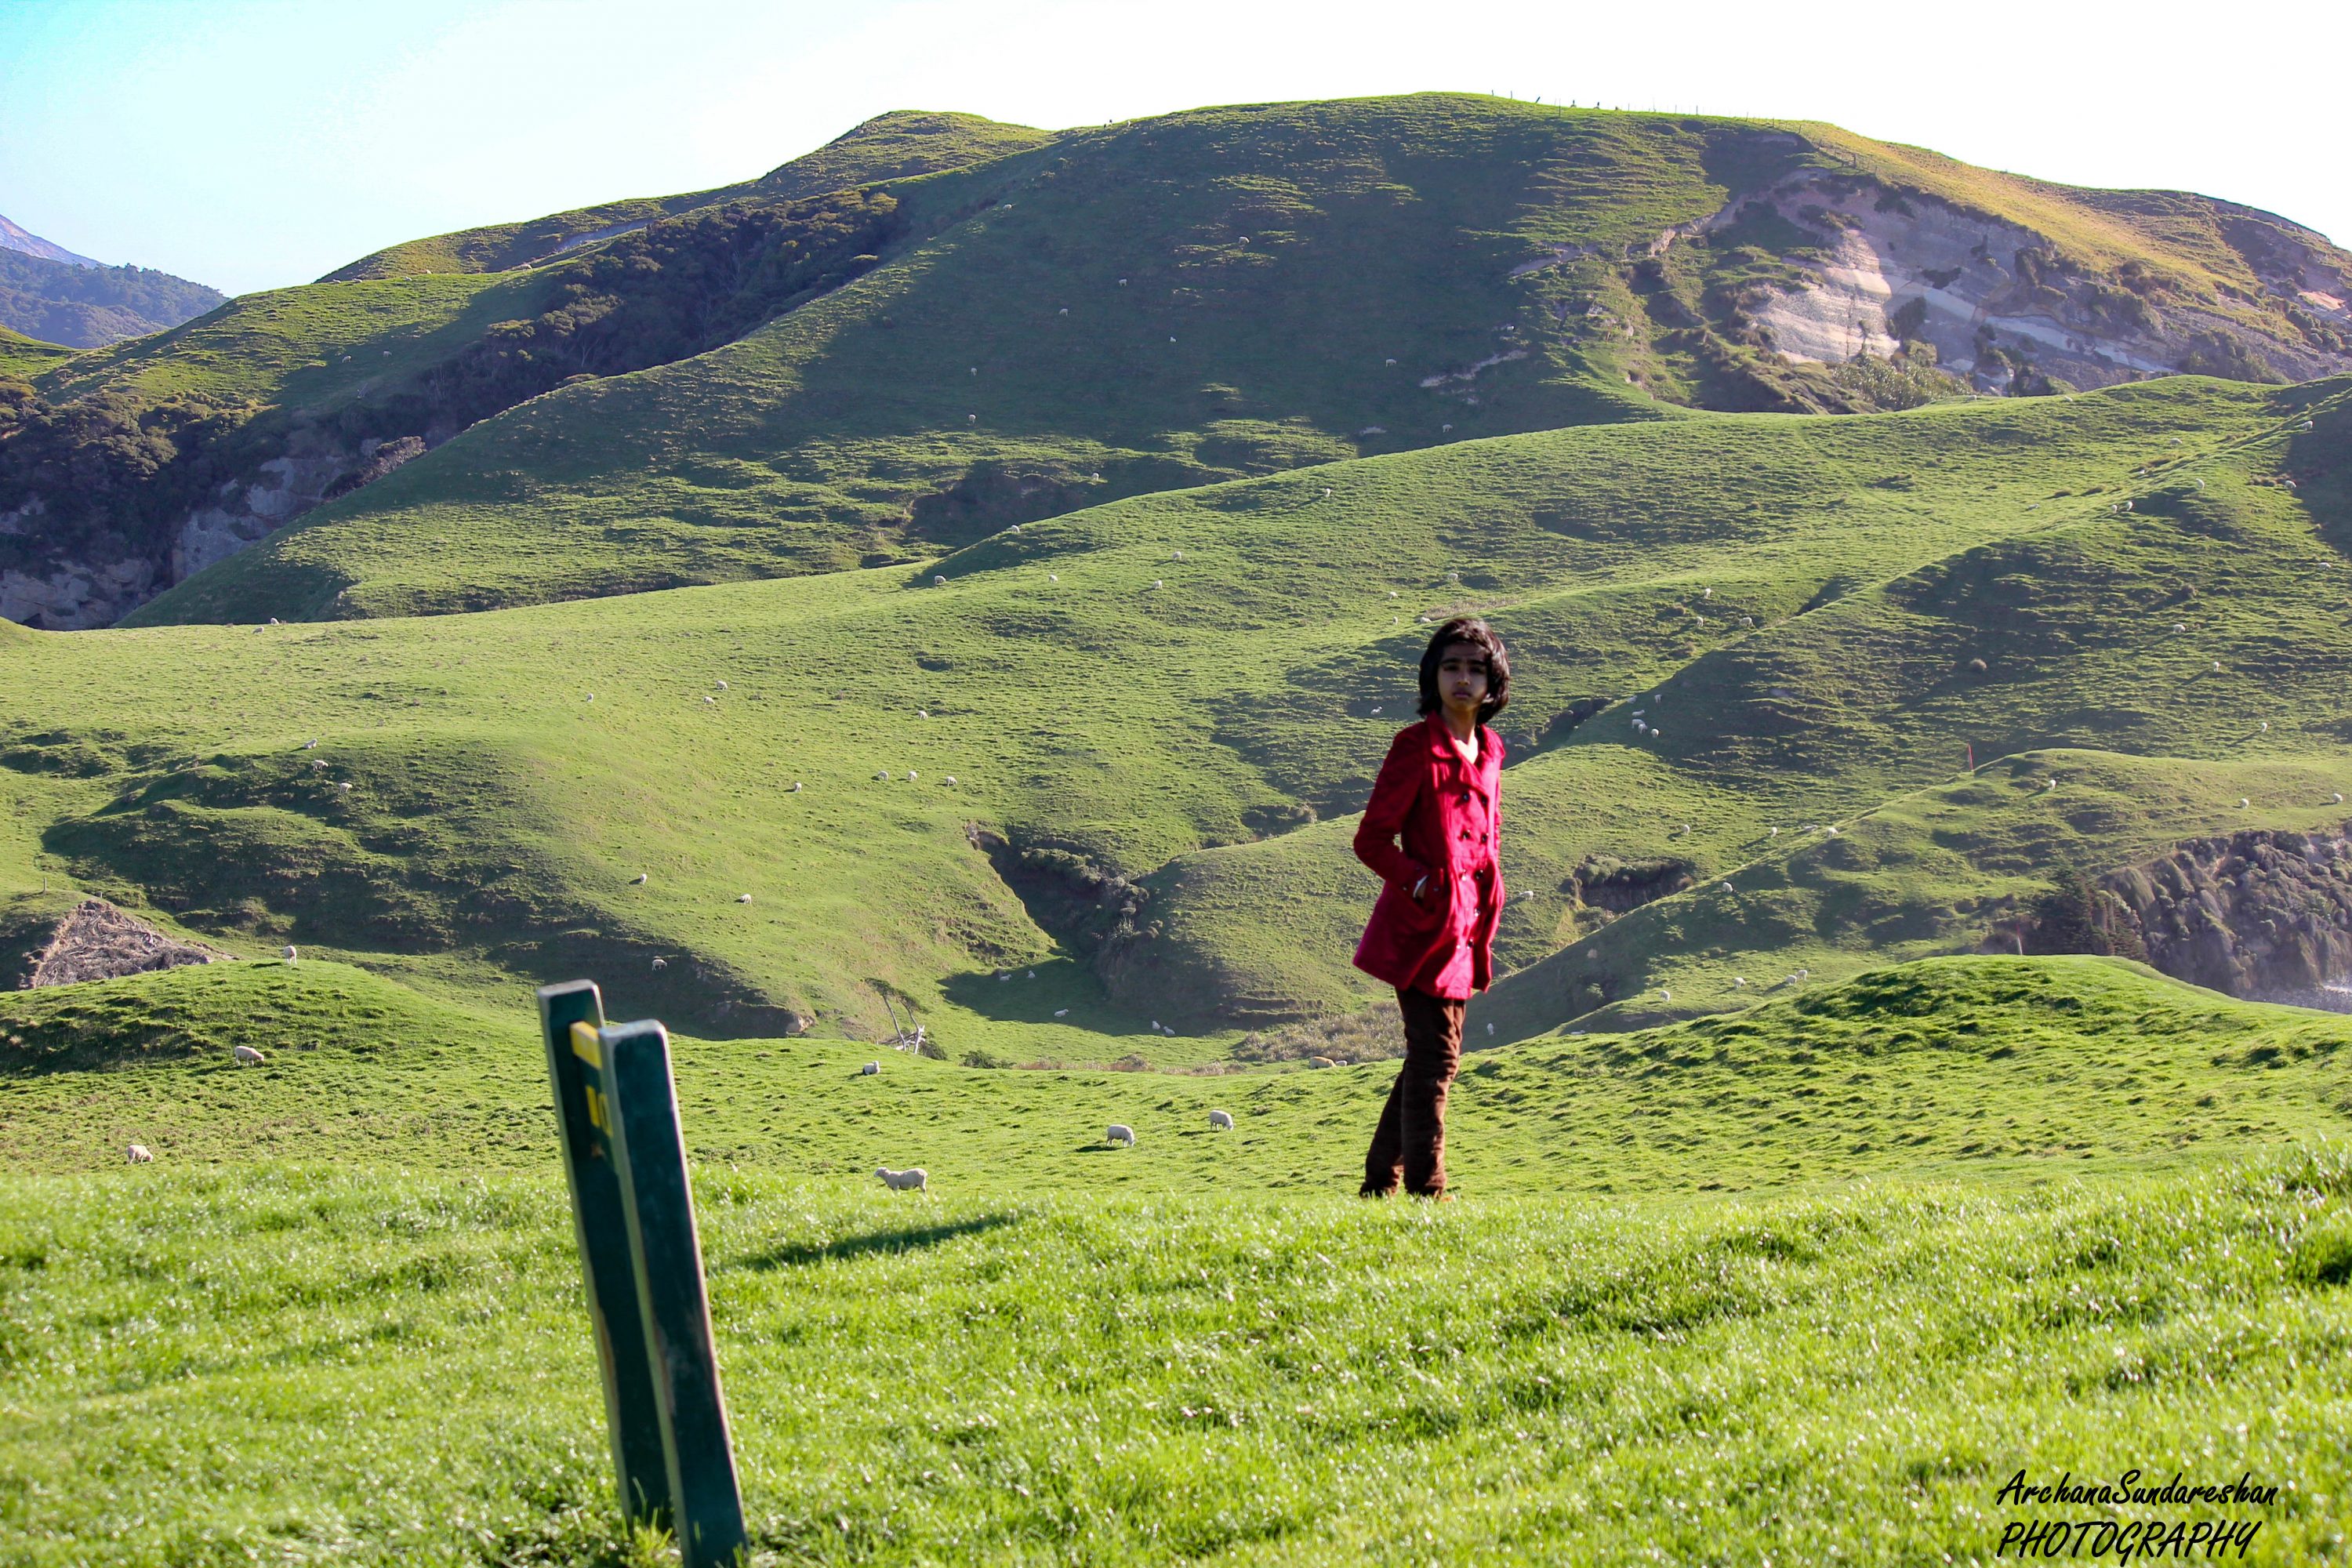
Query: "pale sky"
2 0 2347 296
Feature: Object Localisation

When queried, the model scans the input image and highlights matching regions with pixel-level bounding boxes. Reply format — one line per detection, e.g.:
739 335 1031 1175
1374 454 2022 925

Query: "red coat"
1351 714 1507 993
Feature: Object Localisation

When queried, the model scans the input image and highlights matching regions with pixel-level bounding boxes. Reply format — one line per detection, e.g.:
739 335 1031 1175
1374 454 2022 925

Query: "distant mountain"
0 212 99 268
0 241 227 349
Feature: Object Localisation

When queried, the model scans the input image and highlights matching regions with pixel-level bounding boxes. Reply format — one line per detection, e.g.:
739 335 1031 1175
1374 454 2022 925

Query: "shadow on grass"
737 1211 1020 1271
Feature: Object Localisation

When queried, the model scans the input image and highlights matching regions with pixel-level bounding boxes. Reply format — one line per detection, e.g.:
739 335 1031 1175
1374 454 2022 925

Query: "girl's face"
1438 643 1490 713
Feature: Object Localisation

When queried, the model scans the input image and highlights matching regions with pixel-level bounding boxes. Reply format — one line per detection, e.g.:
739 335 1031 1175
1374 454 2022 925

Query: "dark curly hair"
1416 617 1511 722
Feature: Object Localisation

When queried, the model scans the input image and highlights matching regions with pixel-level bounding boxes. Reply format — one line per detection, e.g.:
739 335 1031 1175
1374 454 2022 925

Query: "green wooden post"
597 1018 748 1568
535 982 672 1526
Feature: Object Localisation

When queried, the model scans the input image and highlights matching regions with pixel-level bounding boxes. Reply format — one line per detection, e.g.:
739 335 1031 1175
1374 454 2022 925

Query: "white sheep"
2238 797 2252 808
1105 1124 1136 1146
1049 573 1059 582
126 1144 154 1163
1733 976 1747 988
282 946 299 962
2334 793 2346 804
234 1045 266 1065
876 1167 929 1192
337 782 352 793
945 776 956 786
1485 1022 1494 1035
652 957 667 971
1721 882 1734 892
2212 662 2223 673
2261 721 2270 733
1054 1007 1069 1017
630 873 648 885
918 709 928 718
908 770 919 781
791 782 804 792
1208 1109 1235 1131
1153 579 1163 590
715 680 728 691
302 738 317 750
862 1062 881 1076
736 893 752 903
1308 1055 1338 1069
1658 988 1671 1002
935 575 947 586
705 695 717 705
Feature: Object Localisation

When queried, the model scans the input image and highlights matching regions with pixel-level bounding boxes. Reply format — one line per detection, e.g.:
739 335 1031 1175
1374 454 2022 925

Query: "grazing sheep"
630 873 648 885
736 893 753 903
1768 827 1779 837
1658 989 1671 1002
234 1045 266 1065
652 957 666 971
918 709 928 718
337 782 352 793
715 681 728 691
908 770 919 780
2174 622 2188 632
1049 574 1059 582
1721 882 1733 892
1733 976 1747 988
1105 1124 1136 1146
1968 657 1988 672
1371 706 1382 716
2212 662 2223 673
282 946 299 962
1385 358 1397 365
1054 1007 1069 1017
861 1062 881 1076
1208 1109 1235 1131
1485 1022 1494 1036
790 782 803 792
303 738 318 750
1308 1055 1338 1069
2334 793 2346 805
876 1167 928 1192
126 1144 154 1163
945 776 956 786
935 575 947 586
1153 579 1163 589
705 695 717 705
2260 721 2270 732
2239 797 2252 808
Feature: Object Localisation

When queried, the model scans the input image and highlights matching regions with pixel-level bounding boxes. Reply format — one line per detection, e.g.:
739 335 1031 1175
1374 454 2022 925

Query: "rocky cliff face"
0 430 426 630
1710 172 2352 394
2100 826 2352 1012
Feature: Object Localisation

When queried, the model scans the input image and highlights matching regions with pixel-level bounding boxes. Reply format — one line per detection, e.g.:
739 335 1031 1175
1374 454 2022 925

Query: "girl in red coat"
1352 617 1510 1198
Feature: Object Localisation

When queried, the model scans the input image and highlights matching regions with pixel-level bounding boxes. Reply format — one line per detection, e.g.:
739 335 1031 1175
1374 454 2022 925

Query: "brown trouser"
1361 986 1465 1197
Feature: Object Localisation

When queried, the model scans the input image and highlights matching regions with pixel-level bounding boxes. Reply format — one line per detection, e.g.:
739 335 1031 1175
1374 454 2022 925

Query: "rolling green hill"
7 94 2348 633
4 371 2350 1051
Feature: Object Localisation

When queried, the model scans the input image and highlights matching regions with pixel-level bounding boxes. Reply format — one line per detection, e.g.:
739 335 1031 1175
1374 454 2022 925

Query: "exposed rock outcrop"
19 897 229 988
1708 172 2352 394
2099 826 2352 1012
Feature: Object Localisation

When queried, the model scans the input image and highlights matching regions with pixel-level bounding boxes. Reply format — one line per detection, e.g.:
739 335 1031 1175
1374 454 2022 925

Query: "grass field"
6 1141 2350 1563
7 949 2352 1563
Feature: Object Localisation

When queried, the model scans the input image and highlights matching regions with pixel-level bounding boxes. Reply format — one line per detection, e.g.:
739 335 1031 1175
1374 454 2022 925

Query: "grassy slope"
321 110 1054 282
1131 376 2352 1026
0 325 76 379
123 93 2349 629
6 378 2332 1048
5 1116 2351 1560
6 954 2350 1192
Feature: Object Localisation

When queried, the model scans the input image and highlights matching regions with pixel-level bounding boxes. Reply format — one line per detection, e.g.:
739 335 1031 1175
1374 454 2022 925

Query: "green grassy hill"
3 94 2341 633
5 372 2348 1048
9 953 2349 1192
